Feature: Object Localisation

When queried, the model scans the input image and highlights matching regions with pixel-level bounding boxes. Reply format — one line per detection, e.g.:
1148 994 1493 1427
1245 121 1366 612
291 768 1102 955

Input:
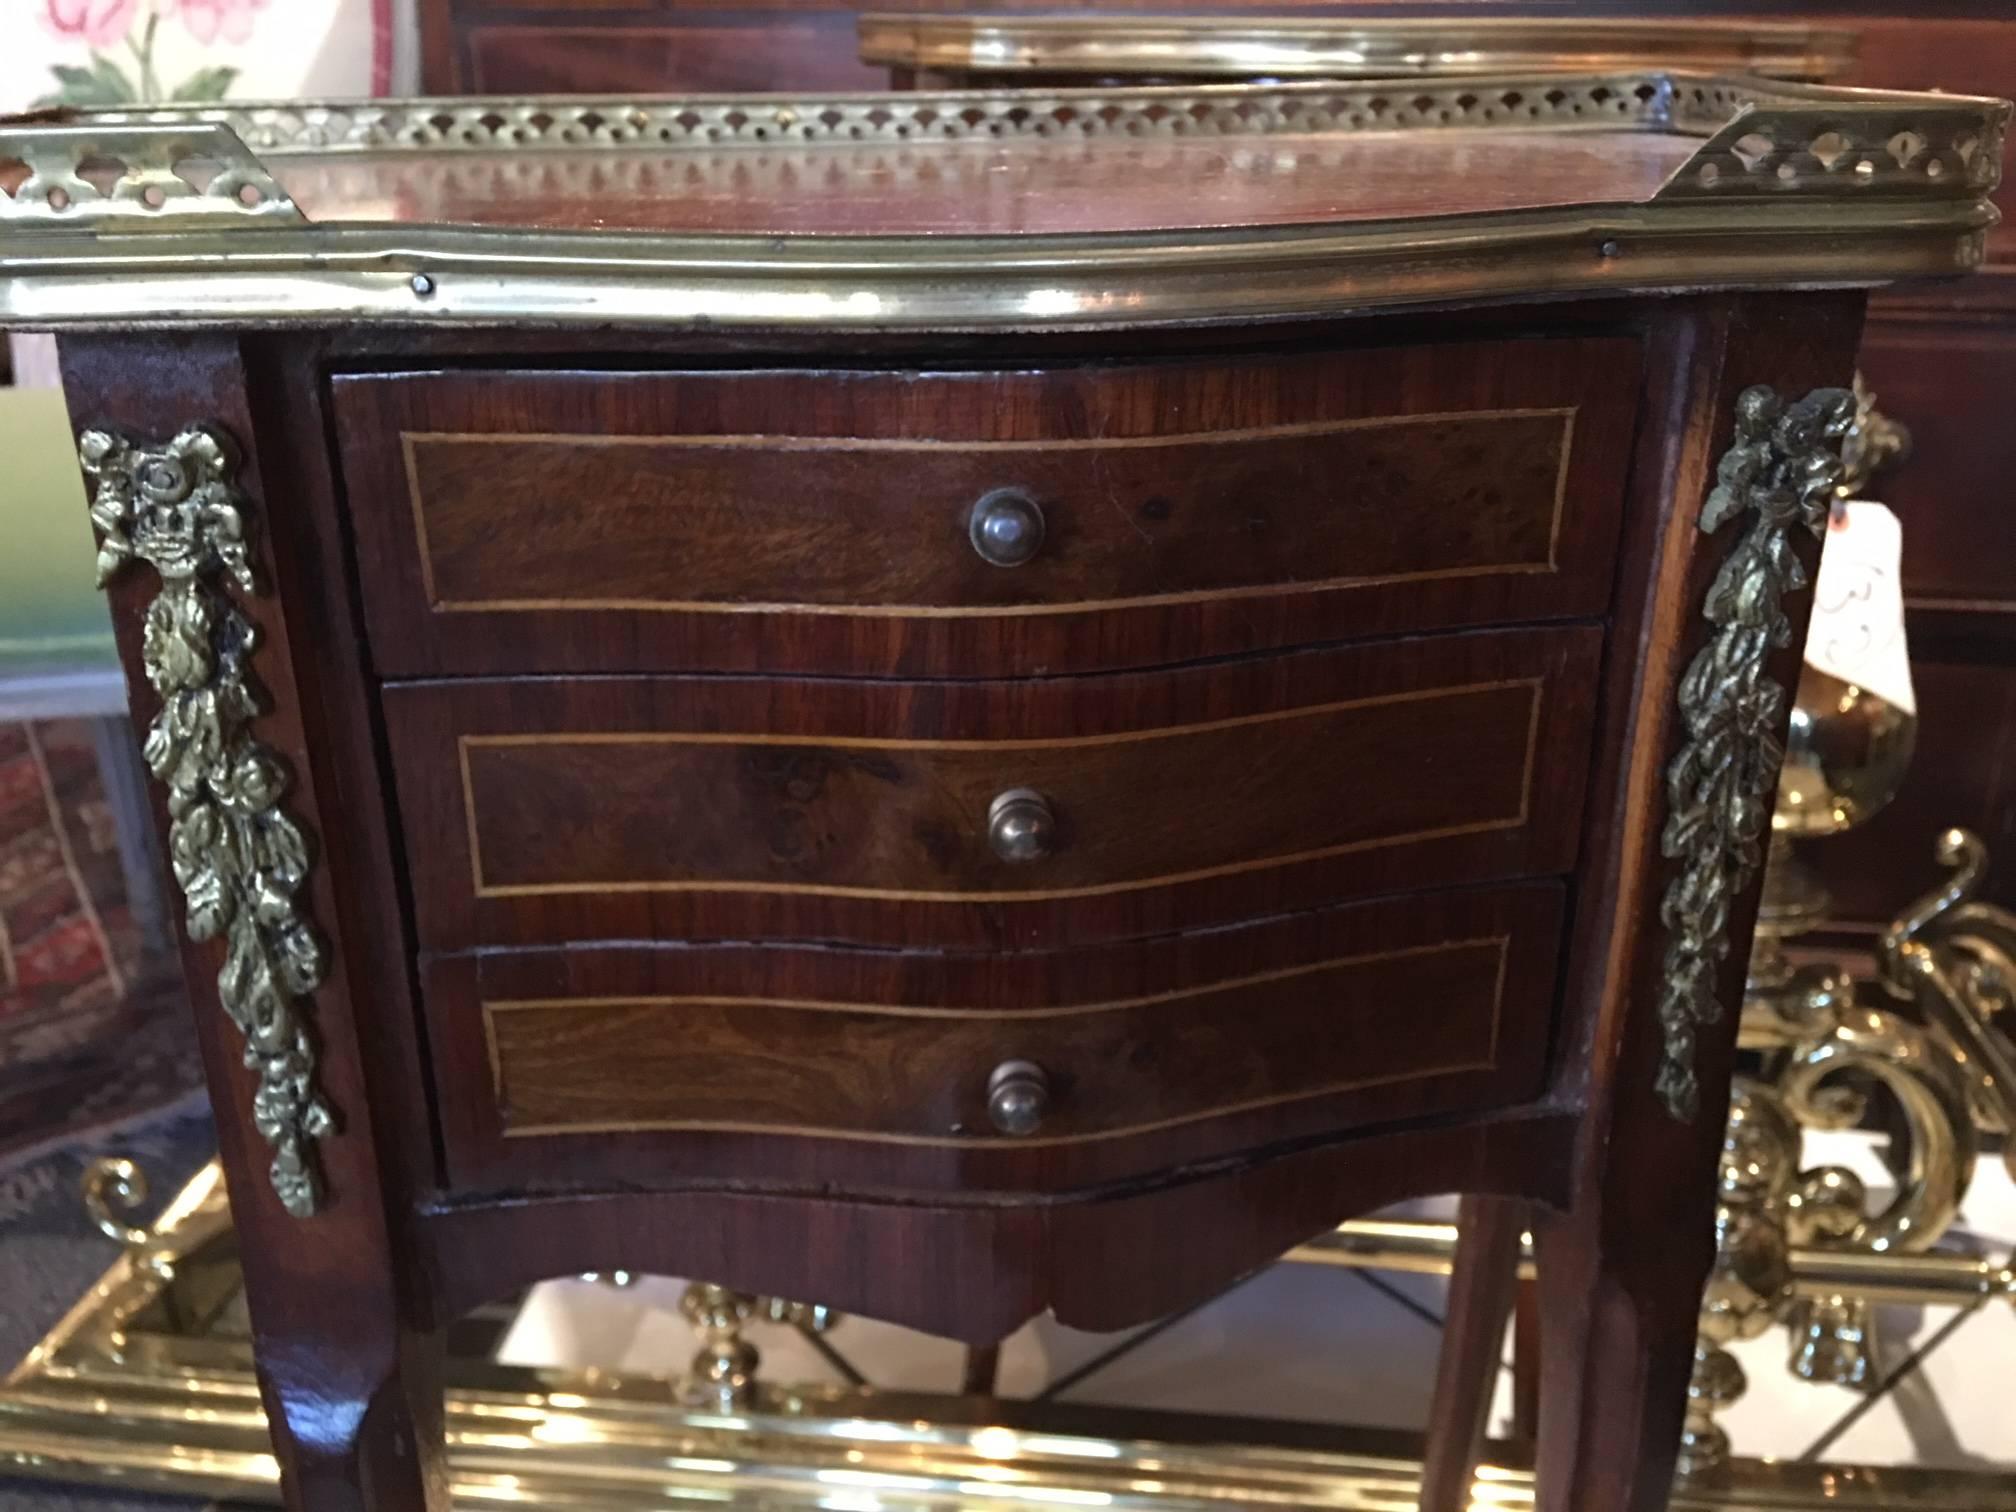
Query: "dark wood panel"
382 624 1603 949
400 410 1571 614
467 15 882 91
434 881 1564 1194
423 2 2016 101
421 1108 1581 1341
333 338 1640 677
1835 17 2016 265
462 683 1538 897
1856 310 2016 610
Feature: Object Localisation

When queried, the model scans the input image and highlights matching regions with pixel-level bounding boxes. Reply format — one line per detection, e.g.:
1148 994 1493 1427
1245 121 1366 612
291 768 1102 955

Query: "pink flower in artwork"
40 0 140 48
174 0 270 45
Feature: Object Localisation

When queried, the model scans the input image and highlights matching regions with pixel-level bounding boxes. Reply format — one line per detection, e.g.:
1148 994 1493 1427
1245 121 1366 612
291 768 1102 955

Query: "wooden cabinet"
10 66 1990 1512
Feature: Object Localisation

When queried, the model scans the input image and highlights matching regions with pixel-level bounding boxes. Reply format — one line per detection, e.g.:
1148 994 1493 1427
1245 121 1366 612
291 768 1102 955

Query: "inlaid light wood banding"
336 341 1643 678
397 406 1578 618
454 678 1547 904
482 936 1512 1145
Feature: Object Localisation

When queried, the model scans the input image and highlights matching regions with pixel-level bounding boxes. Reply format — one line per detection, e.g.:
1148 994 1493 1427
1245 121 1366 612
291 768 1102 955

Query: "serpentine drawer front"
332 337 1639 678
381 624 1602 951
425 881 1566 1194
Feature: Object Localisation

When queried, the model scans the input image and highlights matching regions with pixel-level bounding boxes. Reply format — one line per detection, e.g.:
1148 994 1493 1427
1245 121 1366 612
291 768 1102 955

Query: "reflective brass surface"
80 1158 158 1251
1680 1083 1800 1478
79 426 333 1216
856 14 1859 84
1777 670 1919 841
0 122 302 227
675 1283 841 1412
1884 831 2016 1169
0 74 2004 331
1837 376 1913 505
0 73 1822 154
3 1169 2016 1512
6 1162 2016 1509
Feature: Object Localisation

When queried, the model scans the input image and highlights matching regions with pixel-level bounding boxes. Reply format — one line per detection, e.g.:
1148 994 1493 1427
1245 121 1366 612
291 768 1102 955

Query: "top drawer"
333 337 1640 678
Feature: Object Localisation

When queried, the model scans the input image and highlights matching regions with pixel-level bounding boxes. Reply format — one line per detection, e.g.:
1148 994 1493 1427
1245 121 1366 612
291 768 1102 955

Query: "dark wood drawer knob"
987 787 1056 863
968 488 1046 567
987 1059 1051 1136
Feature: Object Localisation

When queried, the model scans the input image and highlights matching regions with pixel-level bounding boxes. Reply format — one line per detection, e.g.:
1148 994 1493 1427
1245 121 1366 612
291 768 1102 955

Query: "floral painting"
37 0 271 105
10 0 395 112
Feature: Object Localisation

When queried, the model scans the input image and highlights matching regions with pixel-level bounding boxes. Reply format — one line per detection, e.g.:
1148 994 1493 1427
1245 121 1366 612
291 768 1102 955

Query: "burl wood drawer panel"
427 882 1566 1195
382 624 1601 950
333 337 1640 678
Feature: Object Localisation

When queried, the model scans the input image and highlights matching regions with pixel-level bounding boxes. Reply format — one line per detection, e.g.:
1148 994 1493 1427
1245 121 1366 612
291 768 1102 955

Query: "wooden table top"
272 128 1698 237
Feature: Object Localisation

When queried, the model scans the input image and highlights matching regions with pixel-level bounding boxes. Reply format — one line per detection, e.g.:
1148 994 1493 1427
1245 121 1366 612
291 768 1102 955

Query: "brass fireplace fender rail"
5 1162 2014 1510
0 72 2004 331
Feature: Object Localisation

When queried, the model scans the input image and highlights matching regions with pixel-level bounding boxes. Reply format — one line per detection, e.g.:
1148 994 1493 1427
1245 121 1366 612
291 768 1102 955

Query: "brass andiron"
1681 829 2016 1477
678 1283 842 1411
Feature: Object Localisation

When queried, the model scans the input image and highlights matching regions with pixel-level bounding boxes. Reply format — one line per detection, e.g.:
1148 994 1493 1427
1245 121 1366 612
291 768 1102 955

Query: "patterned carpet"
0 720 203 1165
0 714 219 1508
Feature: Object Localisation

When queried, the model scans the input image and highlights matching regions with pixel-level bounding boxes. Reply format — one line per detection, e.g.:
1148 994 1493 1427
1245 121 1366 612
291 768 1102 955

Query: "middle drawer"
385 624 1601 950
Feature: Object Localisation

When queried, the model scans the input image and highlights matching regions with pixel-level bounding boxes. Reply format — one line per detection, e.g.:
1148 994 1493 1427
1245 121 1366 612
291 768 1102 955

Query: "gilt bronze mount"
78 424 334 1216
1658 386 1855 1120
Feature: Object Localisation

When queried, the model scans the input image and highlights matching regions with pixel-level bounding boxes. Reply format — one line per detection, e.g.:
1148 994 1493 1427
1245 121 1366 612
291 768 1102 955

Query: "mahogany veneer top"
273 128 1696 236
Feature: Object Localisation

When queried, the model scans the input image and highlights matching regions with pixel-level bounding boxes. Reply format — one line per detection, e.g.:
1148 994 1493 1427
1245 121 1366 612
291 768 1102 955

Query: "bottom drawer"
429 882 1566 1197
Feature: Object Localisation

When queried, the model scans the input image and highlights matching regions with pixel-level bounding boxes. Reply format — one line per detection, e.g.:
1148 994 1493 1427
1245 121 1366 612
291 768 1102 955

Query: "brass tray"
0 70 2005 332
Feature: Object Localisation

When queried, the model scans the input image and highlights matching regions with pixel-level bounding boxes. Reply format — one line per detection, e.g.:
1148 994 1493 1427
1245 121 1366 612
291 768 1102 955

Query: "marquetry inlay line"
1546 404 1576 572
399 406 1578 617
454 677 1547 903
486 937 1512 1146
485 934 1509 1023
1486 924 1512 1067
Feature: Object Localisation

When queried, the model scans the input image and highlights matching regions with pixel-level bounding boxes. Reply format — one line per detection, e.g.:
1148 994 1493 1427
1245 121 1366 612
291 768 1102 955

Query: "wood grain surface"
334 338 1639 677
276 132 1699 236
383 623 1603 949
427 880 1564 1194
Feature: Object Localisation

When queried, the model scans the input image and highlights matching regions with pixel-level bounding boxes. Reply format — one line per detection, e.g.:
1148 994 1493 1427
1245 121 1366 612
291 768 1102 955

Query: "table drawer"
428 882 1565 1195
334 337 1639 678
384 624 1601 950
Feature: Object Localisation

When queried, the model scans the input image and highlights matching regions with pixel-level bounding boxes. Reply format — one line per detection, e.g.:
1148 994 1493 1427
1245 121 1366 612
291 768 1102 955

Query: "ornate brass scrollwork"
1657 385 1856 1120
79 425 334 1217
1837 374 1912 501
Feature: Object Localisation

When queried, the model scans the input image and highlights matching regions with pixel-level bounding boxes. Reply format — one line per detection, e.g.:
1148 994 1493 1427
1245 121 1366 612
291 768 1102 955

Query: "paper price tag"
1804 500 1914 715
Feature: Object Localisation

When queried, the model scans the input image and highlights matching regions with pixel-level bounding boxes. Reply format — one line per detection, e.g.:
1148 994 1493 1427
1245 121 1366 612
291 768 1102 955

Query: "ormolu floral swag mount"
80 423 334 1217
